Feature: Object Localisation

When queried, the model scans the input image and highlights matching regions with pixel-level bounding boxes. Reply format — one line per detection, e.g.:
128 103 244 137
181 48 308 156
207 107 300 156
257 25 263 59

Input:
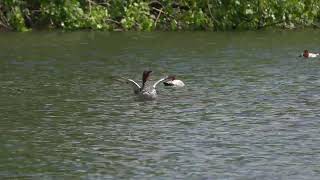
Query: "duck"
163 75 185 87
299 50 319 58
121 70 171 100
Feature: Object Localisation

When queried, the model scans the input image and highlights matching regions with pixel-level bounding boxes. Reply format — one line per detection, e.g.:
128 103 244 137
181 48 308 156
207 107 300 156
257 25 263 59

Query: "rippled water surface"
1 31 320 179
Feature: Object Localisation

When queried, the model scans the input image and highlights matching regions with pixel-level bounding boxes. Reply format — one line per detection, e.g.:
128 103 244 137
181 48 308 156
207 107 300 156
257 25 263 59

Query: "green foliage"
121 1 154 31
87 5 109 30
2 0 29 31
0 0 320 31
40 0 109 30
8 5 29 31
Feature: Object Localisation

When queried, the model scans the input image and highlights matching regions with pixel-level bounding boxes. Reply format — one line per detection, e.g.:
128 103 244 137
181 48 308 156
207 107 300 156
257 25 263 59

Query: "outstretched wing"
153 76 168 88
126 79 141 94
116 77 141 94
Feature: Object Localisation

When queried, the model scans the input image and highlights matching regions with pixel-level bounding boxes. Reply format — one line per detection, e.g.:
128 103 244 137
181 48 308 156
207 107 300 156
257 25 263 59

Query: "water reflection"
1 31 320 179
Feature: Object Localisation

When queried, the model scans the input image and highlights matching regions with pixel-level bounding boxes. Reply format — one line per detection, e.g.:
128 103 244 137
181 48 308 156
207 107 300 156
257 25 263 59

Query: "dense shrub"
0 0 319 31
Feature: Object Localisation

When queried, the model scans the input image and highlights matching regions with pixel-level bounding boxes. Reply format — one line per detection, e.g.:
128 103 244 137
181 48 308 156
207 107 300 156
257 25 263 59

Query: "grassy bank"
1 0 320 32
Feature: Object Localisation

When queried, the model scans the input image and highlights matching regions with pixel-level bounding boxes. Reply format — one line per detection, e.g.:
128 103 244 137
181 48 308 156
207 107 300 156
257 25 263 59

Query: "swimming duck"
163 75 185 87
300 50 319 58
122 70 171 100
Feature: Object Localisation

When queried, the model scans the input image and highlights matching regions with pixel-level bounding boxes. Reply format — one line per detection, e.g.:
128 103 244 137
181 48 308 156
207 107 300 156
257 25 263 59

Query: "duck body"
307 53 320 58
140 86 158 100
300 50 320 58
163 79 185 87
122 71 169 100
163 76 185 88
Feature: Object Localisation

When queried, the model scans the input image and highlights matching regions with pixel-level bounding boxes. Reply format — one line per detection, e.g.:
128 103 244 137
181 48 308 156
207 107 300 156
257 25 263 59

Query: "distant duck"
300 50 319 58
121 70 171 100
163 75 185 87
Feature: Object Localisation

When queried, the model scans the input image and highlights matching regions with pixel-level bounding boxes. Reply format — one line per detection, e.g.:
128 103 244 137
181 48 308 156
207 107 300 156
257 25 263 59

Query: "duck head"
167 75 176 81
299 50 309 58
142 70 152 87
303 50 309 58
163 75 176 86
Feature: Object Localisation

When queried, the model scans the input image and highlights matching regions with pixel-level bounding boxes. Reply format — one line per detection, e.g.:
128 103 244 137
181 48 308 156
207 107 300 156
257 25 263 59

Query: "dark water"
1 30 320 179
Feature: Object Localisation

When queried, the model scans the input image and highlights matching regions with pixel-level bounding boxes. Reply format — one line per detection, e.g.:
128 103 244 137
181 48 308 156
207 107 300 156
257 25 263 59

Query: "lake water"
1 30 320 179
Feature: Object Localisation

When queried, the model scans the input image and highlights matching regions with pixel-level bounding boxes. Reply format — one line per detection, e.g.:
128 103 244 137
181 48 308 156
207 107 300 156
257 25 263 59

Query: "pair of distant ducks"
120 70 184 100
